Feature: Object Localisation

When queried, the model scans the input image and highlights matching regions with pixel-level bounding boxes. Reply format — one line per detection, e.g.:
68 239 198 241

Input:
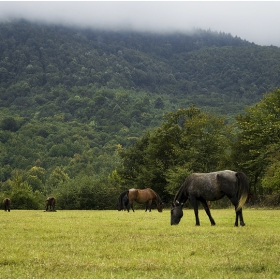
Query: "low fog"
0 1 280 47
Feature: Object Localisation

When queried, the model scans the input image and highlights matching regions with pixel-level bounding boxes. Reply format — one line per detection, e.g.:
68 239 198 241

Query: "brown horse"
45 197 56 211
3 198 11 212
127 188 163 212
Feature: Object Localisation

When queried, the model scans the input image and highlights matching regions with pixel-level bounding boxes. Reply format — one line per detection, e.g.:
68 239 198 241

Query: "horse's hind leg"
236 208 245 226
200 199 216 226
146 201 152 212
228 196 245 226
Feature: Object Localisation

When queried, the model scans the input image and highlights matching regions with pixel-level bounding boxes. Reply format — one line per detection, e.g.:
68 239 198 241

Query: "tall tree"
118 106 231 200
232 88 280 195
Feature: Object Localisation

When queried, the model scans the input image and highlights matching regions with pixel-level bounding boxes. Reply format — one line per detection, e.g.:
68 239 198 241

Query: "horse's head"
157 202 163 212
170 200 184 225
117 203 123 211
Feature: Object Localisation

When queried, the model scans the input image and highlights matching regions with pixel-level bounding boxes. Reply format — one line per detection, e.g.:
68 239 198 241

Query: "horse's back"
216 170 239 186
186 170 238 201
128 188 153 203
46 196 56 206
191 170 237 183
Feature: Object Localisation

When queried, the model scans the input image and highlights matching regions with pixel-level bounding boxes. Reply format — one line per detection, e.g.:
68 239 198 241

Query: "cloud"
0 1 280 46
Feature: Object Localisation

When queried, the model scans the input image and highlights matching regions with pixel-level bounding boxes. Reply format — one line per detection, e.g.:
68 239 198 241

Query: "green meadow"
0 208 280 278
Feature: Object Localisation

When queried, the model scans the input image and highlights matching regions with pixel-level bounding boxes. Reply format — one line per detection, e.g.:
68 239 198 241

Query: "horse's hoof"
211 223 216 226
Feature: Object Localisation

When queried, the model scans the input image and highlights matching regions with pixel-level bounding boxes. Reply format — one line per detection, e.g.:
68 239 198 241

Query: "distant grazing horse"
45 197 56 211
171 170 249 227
3 198 11 212
127 188 163 212
246 192 255 205
118 191 129 211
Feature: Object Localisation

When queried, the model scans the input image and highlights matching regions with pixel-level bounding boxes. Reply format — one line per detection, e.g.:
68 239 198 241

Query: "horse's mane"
174 176 191 203
148 188 162 204
155 191 163 204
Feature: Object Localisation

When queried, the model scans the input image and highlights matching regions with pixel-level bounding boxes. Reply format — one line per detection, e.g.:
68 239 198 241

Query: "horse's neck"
175 184 188 203
151 190 161 204
155 195 162 205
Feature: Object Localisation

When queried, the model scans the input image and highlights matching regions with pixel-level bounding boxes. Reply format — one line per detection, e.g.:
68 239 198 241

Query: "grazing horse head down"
117 191 129 211
171 170 249 227
126 188 163 212
45 197 56 212
3 198 11 212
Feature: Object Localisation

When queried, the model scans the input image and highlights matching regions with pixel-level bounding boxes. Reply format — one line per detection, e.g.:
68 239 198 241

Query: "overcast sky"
0 1 280 47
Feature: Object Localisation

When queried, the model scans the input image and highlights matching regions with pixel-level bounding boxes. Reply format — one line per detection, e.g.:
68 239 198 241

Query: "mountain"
0 19 280 182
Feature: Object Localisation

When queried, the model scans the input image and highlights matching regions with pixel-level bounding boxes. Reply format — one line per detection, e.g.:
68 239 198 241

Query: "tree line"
117 88 280 207
1 89 280 209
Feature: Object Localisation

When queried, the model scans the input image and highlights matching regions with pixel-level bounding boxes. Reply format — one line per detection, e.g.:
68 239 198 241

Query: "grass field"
0 207 280 278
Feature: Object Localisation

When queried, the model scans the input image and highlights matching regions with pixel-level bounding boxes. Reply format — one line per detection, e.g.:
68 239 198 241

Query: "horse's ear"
175 200 180 206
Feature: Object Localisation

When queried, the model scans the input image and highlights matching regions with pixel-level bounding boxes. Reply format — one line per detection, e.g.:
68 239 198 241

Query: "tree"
8 172 41 209
118 106 231 200
1 117 18 132
48 167 70 190
26 166 46 192
232 88 280 196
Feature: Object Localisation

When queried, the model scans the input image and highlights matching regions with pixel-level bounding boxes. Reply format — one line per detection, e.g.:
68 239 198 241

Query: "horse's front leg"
200 199 216 226
145 202 148 212
190 196 200 226
148 200 152 212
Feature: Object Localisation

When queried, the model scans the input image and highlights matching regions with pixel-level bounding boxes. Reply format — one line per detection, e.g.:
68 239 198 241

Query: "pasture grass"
0 207 280 278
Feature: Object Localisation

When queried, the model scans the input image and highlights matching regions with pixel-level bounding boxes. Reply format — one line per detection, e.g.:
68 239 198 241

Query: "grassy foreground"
0 207 280 278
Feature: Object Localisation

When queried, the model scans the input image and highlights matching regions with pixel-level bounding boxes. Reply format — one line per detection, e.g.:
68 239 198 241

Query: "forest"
1 20 280 209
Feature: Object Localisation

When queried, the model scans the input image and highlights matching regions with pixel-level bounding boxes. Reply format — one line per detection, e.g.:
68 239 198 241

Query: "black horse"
117 191 129 211
3 198 11 212
45 196 56 211
171 170 249 227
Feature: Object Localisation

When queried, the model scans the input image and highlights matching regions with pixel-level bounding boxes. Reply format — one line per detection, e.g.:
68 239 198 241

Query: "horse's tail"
236 172 249 211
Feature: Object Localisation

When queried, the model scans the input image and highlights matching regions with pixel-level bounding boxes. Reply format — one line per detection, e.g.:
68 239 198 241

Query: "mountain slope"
0 20 280 182
1 20 280 116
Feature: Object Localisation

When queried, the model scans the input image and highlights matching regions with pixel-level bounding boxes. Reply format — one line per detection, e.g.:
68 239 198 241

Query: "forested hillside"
1 20 280 209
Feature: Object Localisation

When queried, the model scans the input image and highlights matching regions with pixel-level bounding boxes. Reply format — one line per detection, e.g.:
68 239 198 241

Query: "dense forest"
1 20 280 209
